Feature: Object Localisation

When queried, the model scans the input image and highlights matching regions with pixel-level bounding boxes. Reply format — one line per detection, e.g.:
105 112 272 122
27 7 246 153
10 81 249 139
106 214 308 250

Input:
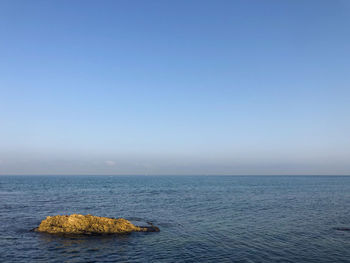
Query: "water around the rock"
1 175 350 262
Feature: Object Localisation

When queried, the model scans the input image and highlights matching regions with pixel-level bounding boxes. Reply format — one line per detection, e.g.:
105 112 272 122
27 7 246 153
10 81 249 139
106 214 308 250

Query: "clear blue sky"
0 0 349 175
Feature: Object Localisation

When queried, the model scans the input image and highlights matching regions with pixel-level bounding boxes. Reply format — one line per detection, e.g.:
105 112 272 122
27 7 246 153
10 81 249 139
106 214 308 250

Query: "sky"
0 0 349 175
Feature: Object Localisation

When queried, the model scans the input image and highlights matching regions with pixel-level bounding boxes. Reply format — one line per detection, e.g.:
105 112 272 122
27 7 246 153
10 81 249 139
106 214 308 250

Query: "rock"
34 214 159 235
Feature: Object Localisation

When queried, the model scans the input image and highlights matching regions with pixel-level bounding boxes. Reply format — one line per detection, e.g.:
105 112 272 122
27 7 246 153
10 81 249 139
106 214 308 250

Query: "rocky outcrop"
34 214 159 235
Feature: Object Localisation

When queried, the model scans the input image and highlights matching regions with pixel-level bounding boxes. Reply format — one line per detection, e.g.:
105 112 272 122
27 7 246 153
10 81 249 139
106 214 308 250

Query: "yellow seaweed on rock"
35 214 158 235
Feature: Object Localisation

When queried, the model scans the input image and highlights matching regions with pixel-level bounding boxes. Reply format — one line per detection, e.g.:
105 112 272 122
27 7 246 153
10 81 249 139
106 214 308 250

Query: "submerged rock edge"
34 214 160 235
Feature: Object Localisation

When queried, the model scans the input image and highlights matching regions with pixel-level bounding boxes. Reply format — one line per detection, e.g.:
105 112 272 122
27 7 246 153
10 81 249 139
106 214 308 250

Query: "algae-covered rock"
34 214 159 235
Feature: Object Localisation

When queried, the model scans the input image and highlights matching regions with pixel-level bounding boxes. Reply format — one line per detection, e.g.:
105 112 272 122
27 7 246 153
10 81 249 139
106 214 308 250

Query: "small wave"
334 227 350 232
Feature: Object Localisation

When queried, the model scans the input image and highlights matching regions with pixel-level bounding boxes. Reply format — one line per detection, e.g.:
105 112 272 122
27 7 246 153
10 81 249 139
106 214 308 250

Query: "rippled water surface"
1 175 350 262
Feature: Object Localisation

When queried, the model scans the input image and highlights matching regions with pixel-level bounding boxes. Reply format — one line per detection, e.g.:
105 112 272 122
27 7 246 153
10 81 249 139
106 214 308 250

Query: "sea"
1 175 350 262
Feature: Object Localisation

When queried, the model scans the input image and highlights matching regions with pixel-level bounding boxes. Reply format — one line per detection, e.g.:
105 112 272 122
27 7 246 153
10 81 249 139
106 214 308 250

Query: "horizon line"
1 174 350 177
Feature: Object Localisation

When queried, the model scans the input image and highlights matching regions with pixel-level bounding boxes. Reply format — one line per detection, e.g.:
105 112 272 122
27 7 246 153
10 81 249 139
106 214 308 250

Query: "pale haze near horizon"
0 0 349 175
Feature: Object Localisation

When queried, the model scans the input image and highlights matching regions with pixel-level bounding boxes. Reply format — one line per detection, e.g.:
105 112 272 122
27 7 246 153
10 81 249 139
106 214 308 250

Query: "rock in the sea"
34 214 159 235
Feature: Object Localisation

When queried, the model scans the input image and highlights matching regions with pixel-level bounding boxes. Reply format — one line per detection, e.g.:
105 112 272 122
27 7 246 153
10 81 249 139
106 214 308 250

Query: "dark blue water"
1 176 350 262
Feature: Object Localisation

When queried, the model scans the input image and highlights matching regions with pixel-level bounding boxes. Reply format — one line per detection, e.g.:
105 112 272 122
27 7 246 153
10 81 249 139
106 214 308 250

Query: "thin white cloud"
104 160 116 166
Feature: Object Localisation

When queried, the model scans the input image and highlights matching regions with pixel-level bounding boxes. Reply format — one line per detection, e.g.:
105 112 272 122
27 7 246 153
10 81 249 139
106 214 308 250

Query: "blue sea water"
1 175 350 262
